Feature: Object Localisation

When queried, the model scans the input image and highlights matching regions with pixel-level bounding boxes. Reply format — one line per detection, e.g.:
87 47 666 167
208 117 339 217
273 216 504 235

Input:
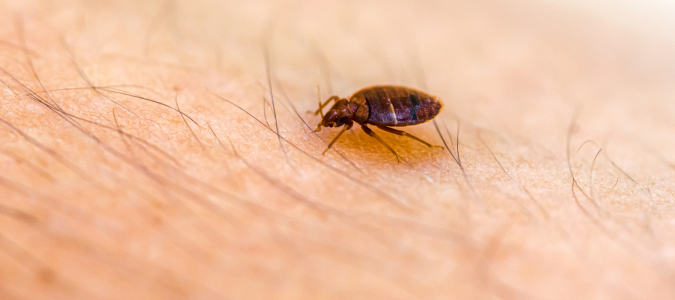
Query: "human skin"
1 0 674 299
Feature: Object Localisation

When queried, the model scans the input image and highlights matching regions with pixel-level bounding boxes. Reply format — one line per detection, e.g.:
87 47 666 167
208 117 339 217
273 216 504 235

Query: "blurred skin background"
0 0 674 299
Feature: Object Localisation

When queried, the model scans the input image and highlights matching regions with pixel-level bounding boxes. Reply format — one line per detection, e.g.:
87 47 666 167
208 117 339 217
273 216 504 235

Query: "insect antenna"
317 85 325 119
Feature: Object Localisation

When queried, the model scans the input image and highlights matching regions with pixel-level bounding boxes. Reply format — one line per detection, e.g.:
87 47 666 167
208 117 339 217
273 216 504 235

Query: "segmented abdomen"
354 85 443 126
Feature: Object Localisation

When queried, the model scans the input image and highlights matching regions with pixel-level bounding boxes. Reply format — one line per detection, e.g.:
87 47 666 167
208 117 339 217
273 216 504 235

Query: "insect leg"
322 121 353 155
375 125 444 148
361 124 405 163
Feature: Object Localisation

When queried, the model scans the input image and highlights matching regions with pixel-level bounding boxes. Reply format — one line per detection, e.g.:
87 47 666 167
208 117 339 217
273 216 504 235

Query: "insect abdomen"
355 85 442 126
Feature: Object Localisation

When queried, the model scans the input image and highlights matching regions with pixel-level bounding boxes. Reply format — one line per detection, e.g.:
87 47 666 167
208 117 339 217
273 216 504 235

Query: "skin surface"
0 0 674 299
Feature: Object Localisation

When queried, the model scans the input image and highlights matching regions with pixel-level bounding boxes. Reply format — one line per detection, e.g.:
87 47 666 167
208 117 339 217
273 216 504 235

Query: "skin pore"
1 0 675 299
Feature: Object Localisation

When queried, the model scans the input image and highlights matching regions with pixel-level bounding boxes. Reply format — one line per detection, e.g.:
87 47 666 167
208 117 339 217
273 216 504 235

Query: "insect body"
315 85 443 162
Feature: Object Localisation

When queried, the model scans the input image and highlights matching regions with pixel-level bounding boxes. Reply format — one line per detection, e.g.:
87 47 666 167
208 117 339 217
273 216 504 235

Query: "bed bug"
314 85 444 162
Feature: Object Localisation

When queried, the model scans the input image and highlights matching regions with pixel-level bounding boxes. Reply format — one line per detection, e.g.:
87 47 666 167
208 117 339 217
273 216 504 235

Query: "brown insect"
314 85 444 162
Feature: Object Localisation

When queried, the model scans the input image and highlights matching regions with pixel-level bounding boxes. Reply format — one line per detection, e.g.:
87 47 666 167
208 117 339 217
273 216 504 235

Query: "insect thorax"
349 94 369 123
